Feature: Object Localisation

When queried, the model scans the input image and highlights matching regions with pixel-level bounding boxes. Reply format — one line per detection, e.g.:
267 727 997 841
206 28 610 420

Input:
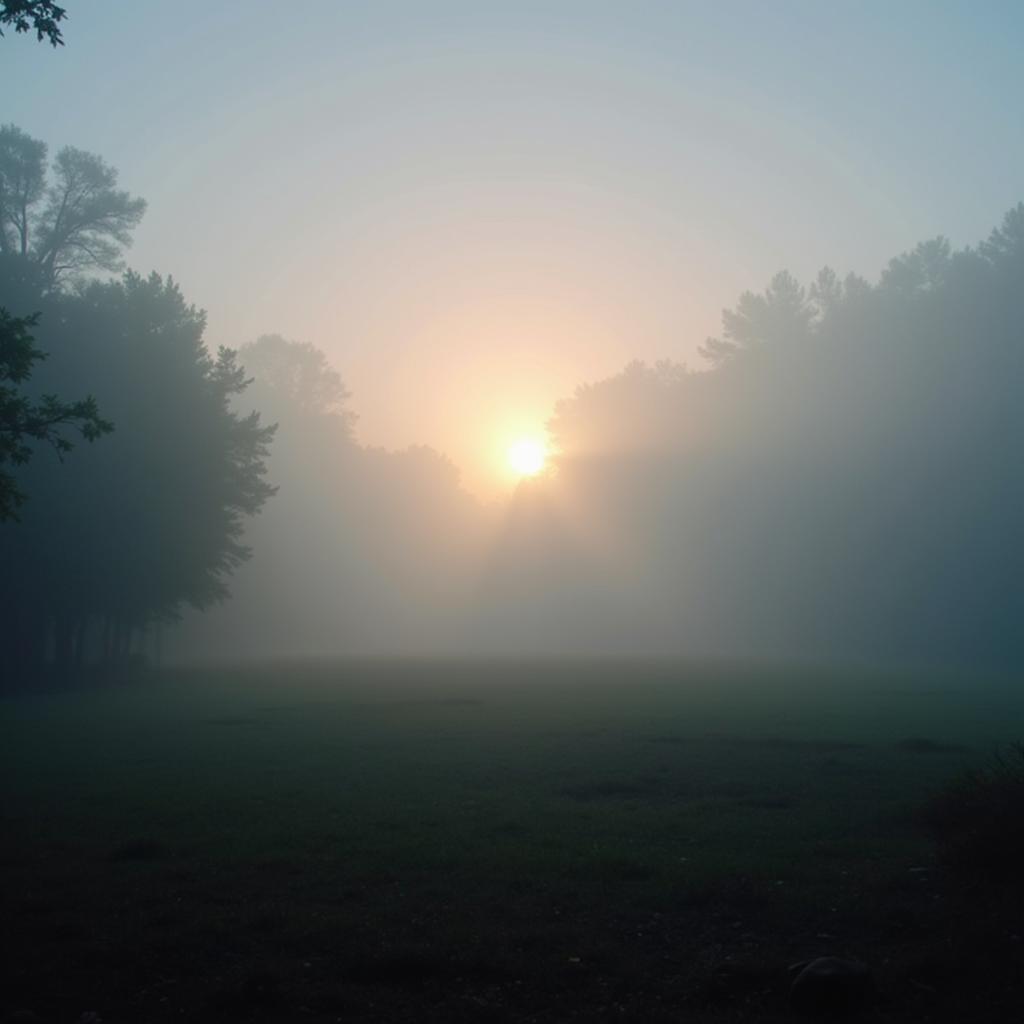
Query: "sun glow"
506 437 548 477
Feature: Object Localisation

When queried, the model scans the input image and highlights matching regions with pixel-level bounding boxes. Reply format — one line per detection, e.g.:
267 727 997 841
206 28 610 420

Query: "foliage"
0 0 66 46
0 124 146 288
180 204 1024 668
240 332 357 431
0 306 111 520
0 270 276 679
175 334 486 660
0 125 143 521
548 359 691 456
698 270 810 366
516 204 1024 667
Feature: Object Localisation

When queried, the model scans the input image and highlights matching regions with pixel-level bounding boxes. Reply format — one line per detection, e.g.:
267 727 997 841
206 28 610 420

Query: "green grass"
1 659 1021 1022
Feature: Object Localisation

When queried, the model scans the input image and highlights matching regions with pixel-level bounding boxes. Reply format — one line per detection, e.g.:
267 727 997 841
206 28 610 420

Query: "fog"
6 8 1024 1022
163 222 1022 671
1 2 1022 678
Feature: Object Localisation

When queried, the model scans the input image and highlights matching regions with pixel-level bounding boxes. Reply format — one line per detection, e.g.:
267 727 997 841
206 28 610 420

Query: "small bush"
924 742 1024 879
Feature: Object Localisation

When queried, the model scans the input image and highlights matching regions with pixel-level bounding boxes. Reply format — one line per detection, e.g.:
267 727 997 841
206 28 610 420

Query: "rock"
789 956 871 1015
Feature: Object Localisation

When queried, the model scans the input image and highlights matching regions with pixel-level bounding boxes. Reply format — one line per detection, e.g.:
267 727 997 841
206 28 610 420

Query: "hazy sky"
3 1 1022 494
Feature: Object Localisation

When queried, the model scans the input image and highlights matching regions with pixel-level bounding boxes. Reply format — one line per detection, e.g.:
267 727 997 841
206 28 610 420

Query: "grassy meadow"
2 659 1022 1022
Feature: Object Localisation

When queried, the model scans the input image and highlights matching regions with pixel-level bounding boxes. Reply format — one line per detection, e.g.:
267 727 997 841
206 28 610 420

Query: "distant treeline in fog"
181 206 1024 670
2 122 1021 678
488 223 1023 667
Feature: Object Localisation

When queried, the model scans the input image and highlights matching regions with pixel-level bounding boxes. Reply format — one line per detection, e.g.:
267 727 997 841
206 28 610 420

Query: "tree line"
173 203 1024 672
486 207 1024 668
3 113 1022 678
0 125 276 682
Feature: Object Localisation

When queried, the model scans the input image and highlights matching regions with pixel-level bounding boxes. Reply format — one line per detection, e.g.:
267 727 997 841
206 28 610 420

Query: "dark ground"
1 659 1021 1022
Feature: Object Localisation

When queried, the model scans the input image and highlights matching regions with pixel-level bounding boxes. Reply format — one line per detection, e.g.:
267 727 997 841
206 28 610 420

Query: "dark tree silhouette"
0 125 146 289
0 0 66 46
0 270 276 681
0 307 110 520
0 127 141 521
0 125 46 257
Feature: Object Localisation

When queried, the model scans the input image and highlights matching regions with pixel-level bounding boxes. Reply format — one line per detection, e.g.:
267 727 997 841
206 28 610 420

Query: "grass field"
2 659 1022 1022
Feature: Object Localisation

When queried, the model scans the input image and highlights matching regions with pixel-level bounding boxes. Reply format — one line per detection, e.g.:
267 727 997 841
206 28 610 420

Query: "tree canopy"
0 1 66 46
0 127 144 524
0 269 276 680
240 333 358 431
0 306 110 520
479 204 1024 667
0 124 146 289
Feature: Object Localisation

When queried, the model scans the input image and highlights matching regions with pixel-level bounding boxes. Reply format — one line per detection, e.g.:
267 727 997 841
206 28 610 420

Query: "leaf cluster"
0 306 111 520
0 0 66 47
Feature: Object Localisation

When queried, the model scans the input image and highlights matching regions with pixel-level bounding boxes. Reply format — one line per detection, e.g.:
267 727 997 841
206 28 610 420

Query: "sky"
3 0 1023 495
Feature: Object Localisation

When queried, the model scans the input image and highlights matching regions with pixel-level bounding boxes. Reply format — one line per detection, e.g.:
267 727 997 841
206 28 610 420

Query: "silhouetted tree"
172 335 491 660
879 236 952 295
0 125 145 289
0 127 141 520
0 0 66 46
509 205 1024 667
0 270 276 682
979 201 1024 264
0 307 110 520
0 125 46 257
240 333 357 431
699 269 816 365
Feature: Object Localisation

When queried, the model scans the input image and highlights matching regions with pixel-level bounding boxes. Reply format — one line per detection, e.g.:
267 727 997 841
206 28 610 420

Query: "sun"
506 437 547 477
